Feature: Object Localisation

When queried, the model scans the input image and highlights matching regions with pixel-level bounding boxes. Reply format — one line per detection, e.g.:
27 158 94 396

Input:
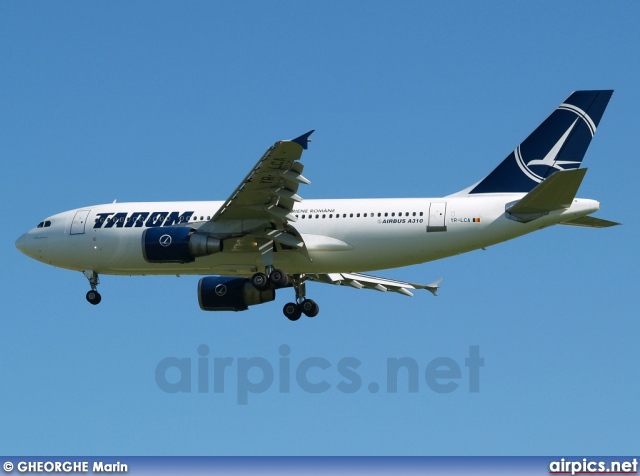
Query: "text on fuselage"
93 211 195 229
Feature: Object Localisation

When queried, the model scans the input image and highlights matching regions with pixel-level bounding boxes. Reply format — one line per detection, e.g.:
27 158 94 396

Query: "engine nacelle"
198 276 275 311
142 227 222 264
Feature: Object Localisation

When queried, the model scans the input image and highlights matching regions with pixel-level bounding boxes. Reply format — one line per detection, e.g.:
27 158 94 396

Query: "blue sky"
2 1 639 456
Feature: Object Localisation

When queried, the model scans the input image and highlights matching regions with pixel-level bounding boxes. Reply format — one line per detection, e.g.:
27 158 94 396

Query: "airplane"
15 90 619 321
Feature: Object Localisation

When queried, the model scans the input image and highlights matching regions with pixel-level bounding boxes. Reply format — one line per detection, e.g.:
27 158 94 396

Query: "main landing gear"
283 298 319 321
84 270 101 305
250 266 289 290
250 269 319 321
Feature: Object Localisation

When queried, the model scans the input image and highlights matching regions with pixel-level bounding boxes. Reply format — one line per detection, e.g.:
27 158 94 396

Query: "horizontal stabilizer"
506 168 587 223
560 216 620 228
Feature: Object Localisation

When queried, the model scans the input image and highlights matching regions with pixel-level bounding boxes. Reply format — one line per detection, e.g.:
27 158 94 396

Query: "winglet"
423 278 443 296
291 130 314 150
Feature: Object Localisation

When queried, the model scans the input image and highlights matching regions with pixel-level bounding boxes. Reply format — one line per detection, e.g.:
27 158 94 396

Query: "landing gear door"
427 202 447 232
71 210 91 235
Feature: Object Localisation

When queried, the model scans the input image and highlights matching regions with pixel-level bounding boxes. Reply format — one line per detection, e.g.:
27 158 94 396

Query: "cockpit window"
44 221 51 227
37 222 44 228
36 220 52 228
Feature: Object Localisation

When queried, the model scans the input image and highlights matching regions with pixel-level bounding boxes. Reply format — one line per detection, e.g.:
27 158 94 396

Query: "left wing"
306 272 442 297
198 131 314 251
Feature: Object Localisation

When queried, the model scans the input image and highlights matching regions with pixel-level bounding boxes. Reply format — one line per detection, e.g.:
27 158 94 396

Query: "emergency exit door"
70 210 91 235
427 202 447 232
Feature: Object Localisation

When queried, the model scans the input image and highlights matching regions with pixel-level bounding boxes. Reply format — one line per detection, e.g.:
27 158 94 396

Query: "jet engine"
142 227 222 263
198 276 275 311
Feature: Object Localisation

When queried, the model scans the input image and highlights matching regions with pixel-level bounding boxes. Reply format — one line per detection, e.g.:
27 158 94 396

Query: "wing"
198 131 314 251
306 272 442 297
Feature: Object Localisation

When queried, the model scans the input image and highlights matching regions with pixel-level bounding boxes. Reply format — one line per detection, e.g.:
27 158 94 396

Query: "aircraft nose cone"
15 232 39 259
15 233 28 254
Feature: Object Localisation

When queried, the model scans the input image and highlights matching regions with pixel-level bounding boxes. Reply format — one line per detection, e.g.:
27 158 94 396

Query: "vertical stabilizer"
467 90 613 194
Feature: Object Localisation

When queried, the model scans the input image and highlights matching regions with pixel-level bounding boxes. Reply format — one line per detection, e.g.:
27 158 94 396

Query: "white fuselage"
16 196 599 277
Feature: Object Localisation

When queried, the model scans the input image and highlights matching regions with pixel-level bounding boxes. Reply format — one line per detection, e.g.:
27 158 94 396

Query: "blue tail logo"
469 90 613 194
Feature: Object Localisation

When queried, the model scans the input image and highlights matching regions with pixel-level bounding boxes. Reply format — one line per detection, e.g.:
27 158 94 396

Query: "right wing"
306 272 443 297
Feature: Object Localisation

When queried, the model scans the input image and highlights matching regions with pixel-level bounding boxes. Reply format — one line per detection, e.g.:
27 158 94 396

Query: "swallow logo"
214 284 227 296
515 103 596 183
159 234 172 247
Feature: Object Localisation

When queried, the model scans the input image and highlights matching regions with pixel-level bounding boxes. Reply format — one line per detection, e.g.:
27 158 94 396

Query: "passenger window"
391 213 395 217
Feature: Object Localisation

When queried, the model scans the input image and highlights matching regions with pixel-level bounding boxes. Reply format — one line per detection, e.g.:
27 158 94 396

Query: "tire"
251 272 269 291
301 299 319 317
283 302 301 321
86 290 102 305
269 269 289 288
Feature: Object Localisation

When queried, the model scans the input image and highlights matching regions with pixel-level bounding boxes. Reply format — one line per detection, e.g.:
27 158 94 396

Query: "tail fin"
466 90 613 194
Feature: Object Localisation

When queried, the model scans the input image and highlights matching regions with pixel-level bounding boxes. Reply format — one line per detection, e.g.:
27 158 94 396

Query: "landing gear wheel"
83 270 101 305
301 299 319 317
251 272 269 291
86 290 102 305
269 269 289 288
283 302 301 321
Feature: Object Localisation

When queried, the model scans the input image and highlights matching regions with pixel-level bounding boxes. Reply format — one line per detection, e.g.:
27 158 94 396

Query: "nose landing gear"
83 270 101 305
